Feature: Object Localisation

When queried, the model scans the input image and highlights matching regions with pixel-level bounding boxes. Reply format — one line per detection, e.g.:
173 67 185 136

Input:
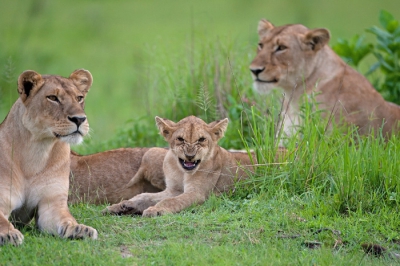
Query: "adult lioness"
250 19 400 139
103 116 256 217
0 69 97 246
69 148 165 204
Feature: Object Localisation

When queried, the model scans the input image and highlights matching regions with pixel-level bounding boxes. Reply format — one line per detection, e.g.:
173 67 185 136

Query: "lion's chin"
55 132 84 145
253 81 278 95
179 158 200 171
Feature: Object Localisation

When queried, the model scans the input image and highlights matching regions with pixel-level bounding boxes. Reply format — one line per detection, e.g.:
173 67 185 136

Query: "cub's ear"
17 70 45 102
258 19 274 39
209 118 229 141
155 116 176 141
69 69 93 95
301 28 330 51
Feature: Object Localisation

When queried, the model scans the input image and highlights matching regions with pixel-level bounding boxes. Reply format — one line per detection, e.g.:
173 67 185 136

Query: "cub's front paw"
102 200 141 216
142 206 169 217
59 223 98 240
0 228 24 246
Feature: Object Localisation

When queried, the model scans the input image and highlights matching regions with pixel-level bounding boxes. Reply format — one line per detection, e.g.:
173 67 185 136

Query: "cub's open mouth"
179 158 200 171
256 78 278 83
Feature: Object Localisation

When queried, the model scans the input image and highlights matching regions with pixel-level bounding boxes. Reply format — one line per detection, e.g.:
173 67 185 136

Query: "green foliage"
366 10 400 103
333 10 400 104
332 35 373 67
241 92 400 214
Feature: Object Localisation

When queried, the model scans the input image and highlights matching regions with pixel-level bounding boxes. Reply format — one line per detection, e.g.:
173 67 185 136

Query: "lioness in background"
0 69 97 246
103 116 256 217
250 19 400 139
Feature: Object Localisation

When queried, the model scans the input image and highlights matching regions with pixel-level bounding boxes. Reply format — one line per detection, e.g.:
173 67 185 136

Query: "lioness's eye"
177 137 184 142
258 43 263 50
47 95 59 103
275 45 287 52
198 137 206 142
77 96 84 103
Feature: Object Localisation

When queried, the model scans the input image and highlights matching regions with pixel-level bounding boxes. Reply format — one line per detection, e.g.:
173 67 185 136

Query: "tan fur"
70 146 287 205
69 148 165 204
103 116 257 217
0 69 97 246
250 19 400 140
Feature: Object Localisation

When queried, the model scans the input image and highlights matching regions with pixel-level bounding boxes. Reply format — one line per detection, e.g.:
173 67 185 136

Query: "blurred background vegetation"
1 0 399 152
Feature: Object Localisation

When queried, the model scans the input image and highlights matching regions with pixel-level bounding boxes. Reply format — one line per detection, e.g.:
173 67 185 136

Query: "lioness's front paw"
0 228 24 246
142 206 169 217
59 224 98 240
102 200 141 216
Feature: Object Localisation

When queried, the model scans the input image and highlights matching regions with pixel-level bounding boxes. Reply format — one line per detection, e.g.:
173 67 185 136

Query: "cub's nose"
68 116 87 127
185 154 195 161
250 66 265 77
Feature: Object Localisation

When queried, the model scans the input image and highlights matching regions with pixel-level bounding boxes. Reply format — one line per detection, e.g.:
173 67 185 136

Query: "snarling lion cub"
70 145 287 205
103 116 255 217
0 69 98 246
250 19 400 139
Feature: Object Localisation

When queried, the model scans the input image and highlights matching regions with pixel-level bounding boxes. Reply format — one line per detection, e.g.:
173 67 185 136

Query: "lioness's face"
18 70 92 145
156 116 228 173
249 20 330 93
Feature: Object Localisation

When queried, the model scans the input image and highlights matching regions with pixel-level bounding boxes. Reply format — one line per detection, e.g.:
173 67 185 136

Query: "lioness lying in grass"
102 116 256 216
0 69 97 246
69 148 165 204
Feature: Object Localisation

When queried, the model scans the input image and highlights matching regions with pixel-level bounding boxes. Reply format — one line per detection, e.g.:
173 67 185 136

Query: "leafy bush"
333 10 400 104
332 35 373 67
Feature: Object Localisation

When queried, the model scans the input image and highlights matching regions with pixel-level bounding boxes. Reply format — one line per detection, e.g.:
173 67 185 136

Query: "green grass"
1 0 400 142
2 194 400 265
2 0 400 265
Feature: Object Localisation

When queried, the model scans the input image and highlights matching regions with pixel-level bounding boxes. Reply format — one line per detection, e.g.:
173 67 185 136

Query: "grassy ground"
2 193 400 265
2 1 400 265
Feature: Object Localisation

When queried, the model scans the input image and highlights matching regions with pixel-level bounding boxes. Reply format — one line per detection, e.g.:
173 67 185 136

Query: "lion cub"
0 70 97 246
103 116 255 217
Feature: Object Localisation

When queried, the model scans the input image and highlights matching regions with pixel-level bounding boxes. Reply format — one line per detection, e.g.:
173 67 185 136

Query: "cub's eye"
275 45 287 52
177 137 184 142
258 43 263 50
77 96 84 103
47 95 59 103
198 137 206 142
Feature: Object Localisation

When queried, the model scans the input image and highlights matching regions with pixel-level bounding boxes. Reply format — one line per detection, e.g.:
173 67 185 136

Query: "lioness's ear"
258 19 274 39
17 70 45 102
209 118 229 141
69 69 93 95
155 116 176 141
301 28 330 51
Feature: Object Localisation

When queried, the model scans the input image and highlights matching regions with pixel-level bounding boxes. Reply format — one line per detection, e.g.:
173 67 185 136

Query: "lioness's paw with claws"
59 224 98 240
142 206 169 217
0 229 24 246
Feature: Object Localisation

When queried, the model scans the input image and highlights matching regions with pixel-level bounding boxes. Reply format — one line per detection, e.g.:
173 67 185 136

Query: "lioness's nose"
250 66 265 76
68 116 86 127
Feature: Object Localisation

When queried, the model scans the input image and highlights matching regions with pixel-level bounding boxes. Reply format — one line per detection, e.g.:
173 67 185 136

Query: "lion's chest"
164 165 185 192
